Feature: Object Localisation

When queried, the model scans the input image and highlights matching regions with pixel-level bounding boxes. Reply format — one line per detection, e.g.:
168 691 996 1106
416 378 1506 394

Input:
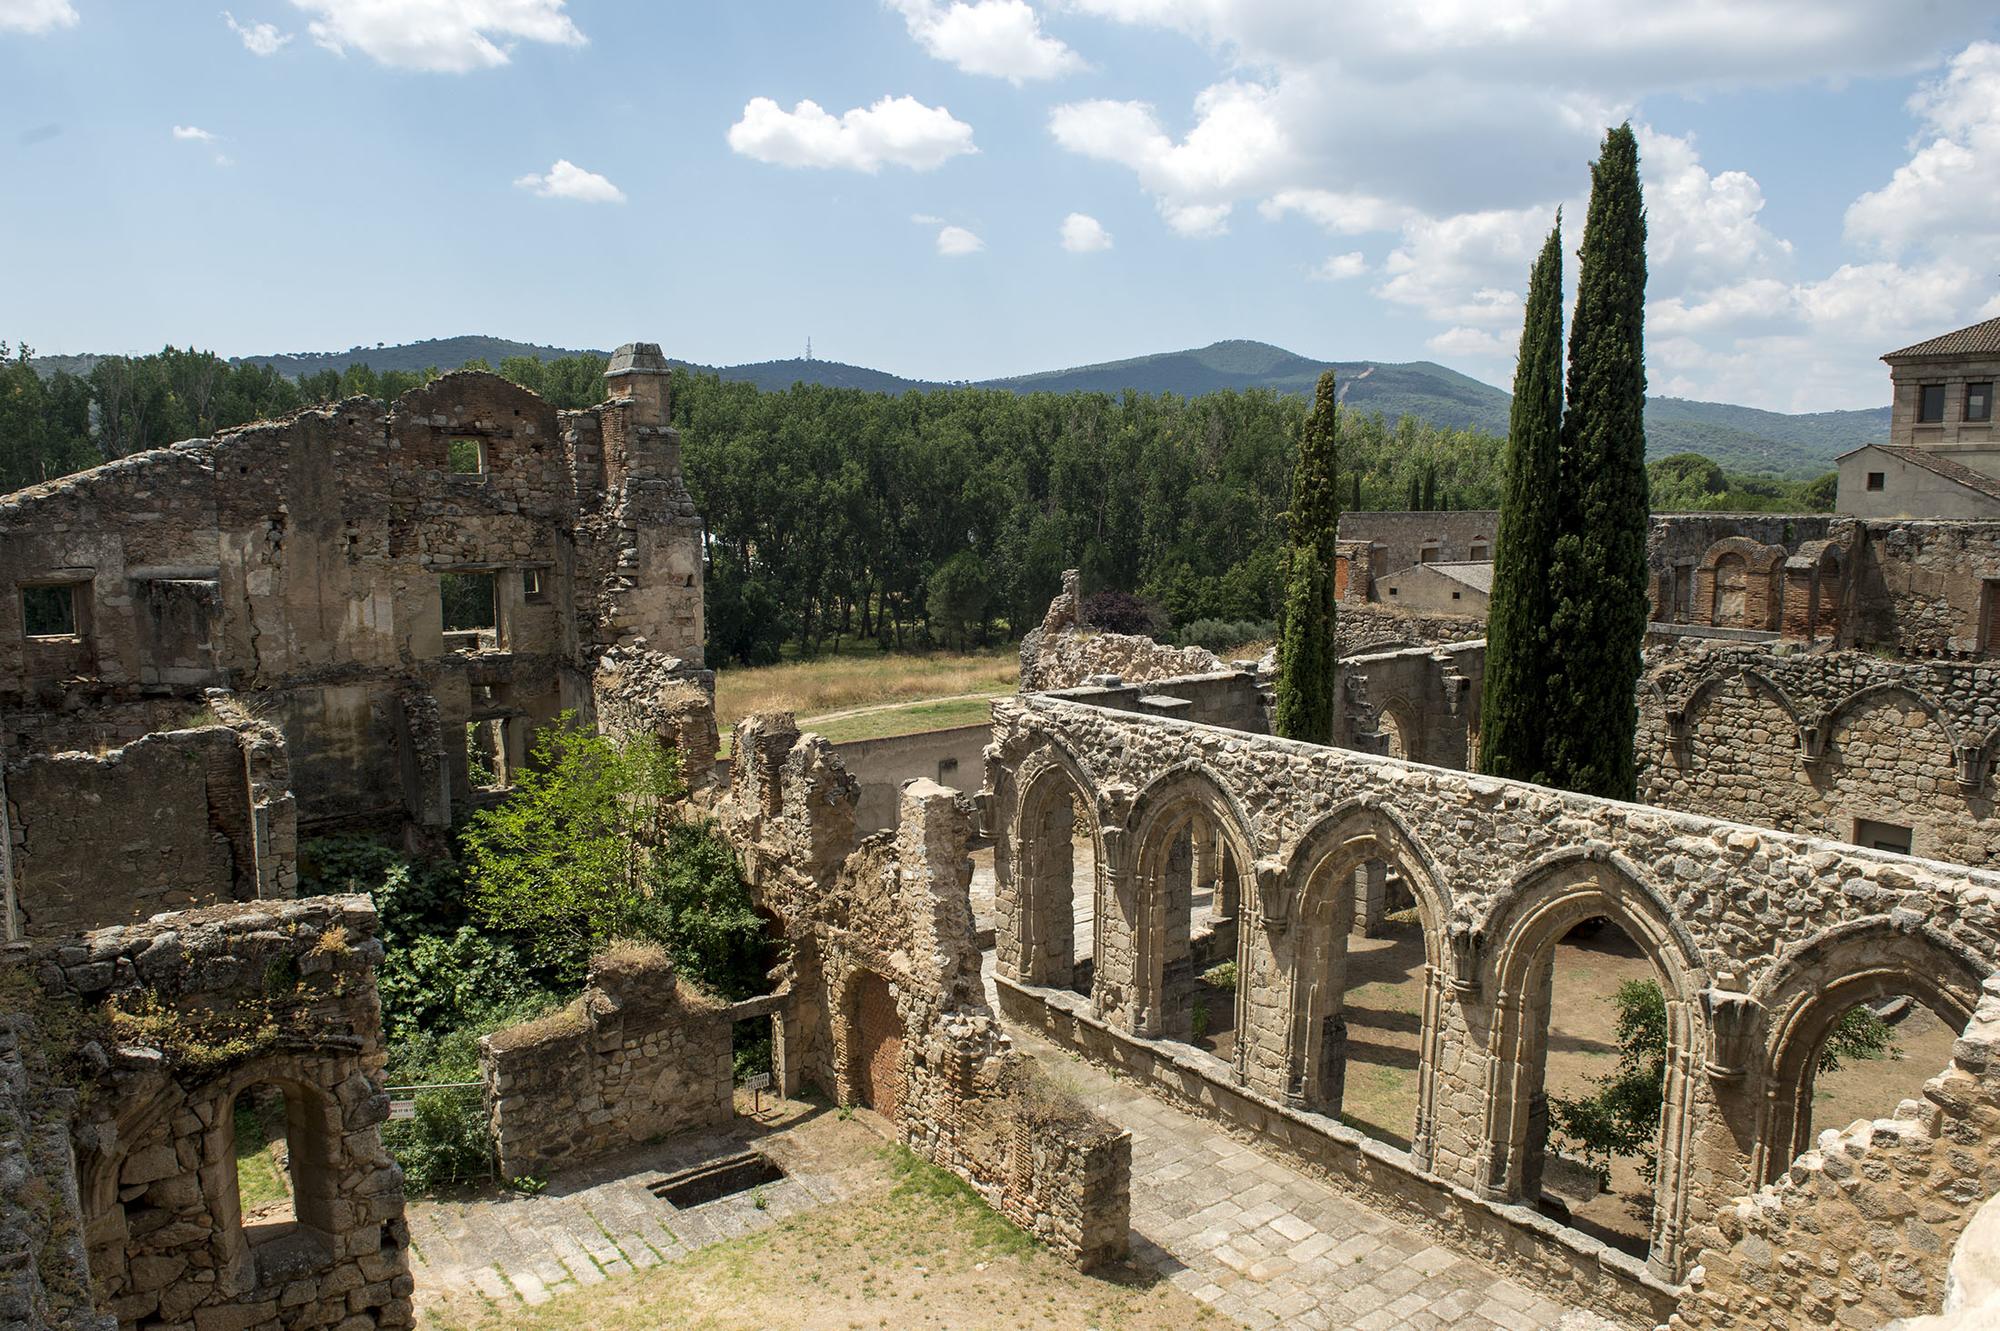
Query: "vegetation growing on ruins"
1546 124 1653 802
1480 218 1566 785
1274 371 1341 743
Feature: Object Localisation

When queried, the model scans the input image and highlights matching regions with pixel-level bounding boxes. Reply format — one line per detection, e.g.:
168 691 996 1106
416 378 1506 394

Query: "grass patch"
803 695 999 745
885 1146 1036 1257
714 645 1016 740
233 1098 291 1209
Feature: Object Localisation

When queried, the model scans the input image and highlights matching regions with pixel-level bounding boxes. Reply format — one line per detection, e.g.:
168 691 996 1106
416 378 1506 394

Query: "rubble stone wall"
22 894 410 1331
988 692 2000 1304
718 716 1132 1270
480 943 734 1181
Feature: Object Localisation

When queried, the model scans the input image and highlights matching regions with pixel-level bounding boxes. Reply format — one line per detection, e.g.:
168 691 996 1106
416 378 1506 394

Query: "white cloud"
172 125 219 143
1374 205 1550 326
1427 326 1511 359
1260 188 1413 236
1059 212 1113 252
513 159 625 203
1048 82 1288 235
936 224 985 256
224 11 293 55
1311 251 1366 280
0 0 77 34
1847 42 2000 258
889 0 1085 83
289 0 584 72
729 95 977 173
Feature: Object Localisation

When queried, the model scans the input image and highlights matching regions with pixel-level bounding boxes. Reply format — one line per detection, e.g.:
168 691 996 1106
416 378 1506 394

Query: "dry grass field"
712 646 1018 751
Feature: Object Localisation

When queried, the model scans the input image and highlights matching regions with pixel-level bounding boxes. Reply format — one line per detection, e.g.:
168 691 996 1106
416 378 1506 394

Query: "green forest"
1 342 1835 660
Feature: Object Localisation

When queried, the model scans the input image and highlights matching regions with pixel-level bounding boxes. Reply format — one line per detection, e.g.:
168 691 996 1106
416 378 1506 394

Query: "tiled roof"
1875 445 2000 502
1883 316 2000 360
1425 561 1495 593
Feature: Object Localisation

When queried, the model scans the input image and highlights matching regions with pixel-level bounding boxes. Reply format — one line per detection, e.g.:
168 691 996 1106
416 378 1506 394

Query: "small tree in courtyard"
1274 370 1340 743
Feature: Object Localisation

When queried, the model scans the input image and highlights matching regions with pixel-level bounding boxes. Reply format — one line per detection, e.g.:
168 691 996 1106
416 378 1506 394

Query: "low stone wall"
828 723 993 832
481 943 734 1180
1334 604 1485 656
1018 569 1224 692
997 976 1675 1327
1042 670 1268 734
1670 973 2000 1331
28 894 410 1331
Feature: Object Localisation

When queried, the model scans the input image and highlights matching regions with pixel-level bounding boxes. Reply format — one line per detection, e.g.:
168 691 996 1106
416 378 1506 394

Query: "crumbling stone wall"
4 704 298 938
1670 973 2000 1331
0 1006 108 1331
1333 605 1487 656
1843 518 2000 657
1332 640 1482 767
1640 644 2000 866
1018 570 1225 692
13 894 409 1331
480 943 734 1181
587 645 719 791
987 691 2000 1305
0 347 702 855
718 714 1131 1270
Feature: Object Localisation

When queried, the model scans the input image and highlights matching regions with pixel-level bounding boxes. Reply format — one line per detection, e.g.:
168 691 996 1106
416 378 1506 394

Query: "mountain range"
38 335 1887 478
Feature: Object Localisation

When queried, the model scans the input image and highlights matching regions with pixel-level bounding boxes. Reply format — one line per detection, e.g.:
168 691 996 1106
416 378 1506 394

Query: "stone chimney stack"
603 342 671 427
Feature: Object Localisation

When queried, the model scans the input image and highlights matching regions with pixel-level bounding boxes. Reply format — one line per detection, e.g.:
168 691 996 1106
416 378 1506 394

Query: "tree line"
2 336 1831 664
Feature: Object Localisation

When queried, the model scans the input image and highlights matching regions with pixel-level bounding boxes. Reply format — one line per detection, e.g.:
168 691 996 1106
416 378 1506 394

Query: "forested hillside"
1 342 1834 664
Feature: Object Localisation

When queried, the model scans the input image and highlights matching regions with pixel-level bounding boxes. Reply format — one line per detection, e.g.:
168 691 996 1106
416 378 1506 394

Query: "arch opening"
844 969 905 1123
227 1079 336 1261
1014 761 1102 999
1129 773 1253 1060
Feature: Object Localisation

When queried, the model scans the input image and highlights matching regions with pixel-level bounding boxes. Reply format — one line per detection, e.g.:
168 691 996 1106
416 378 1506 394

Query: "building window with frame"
21 583 80 638
1866 471 1886 491
440 571 499 651
1853 818 1913 855
522 568 545 600
1968 382 1993 423
1918 384 1946 423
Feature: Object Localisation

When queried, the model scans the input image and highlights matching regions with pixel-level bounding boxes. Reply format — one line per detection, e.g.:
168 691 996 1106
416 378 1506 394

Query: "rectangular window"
447 437 486 474
1468 542 1490 560
1969 382 1994 423
1854 818 1913 856
1918 384 1946 423
21 584 78 638
1451 590 1462 600
440 572 497 650
1866 471 1886 491
1419 546 1439 564
1387 586 1398 596
522 568 544 600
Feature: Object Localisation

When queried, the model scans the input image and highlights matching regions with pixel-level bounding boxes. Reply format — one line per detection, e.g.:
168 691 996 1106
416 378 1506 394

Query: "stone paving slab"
406 1098 873 1312
1005 1023 1626 1331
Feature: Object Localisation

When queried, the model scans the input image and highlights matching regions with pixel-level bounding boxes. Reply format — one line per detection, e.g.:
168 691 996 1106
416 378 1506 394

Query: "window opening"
1866 472 1886 491
1968 382 1993 423
440 571 498 650
21 583 78 638
1854 818 1912 855
465 718 508 790
522 568 544 600
447 437 487 474
1918 384 1946 423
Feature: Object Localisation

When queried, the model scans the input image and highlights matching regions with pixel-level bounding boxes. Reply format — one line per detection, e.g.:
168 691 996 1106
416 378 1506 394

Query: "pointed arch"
1677 668 1807 752
1821 681 1960 755
1003 739 1107 994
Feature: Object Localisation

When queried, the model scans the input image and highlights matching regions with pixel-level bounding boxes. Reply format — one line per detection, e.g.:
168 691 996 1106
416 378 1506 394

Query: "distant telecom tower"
805 336 813 362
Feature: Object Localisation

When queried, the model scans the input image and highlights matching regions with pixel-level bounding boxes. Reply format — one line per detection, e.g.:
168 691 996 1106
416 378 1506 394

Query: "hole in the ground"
647 1151 785 1209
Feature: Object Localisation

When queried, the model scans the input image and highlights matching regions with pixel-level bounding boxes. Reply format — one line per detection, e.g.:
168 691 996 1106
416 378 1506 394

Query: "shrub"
1082 589 1165 638
1201 960 1239 991
1177 619 1276 653
381 1088 491 1192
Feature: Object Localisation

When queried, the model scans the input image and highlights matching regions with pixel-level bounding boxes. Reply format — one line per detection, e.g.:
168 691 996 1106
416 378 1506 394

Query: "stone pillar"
1094 826 1141 1033
1317 1014 1348 1115
1217 842 1239 921
1193 823 1222 919
1159 830 1194 1038
1351 861 1388 937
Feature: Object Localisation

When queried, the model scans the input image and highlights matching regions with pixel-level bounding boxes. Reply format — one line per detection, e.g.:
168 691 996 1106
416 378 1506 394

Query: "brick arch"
1751 920 1989 1184
840 967 906 1122
1274 802 1453 1155
1124 762 1258 1045
1474 850 1708 1279
1695 537 1786 629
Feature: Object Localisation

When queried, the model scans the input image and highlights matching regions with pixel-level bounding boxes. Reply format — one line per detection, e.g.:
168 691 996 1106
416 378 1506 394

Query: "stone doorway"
849 970 904 1122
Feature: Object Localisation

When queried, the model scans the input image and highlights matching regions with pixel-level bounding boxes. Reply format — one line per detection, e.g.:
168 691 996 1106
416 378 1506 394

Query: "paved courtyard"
1008 1026 1618 1331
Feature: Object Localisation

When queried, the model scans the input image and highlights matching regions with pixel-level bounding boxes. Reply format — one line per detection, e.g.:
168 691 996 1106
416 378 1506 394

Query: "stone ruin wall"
987 692 2000 1323
479 943 737 1182
1671 973 2000 1331
4 695 297 939
2 894 409 1331
716 712 1132 1270
1017 570 1227 693
1640 644 2000 868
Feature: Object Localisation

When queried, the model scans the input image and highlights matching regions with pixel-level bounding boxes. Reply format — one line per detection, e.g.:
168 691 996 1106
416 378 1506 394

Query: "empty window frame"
1468 541 1490 561
1418 543 1441 564
1854 819 1913 855
522 568 545 600
439 572 498 647
21 583 80 638
1918 384 1946 423
1866 471 1886 491
447 437 487 475
1968 382 1994 424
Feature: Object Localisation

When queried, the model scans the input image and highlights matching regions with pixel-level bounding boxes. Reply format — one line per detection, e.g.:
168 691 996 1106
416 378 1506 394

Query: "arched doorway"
1010 755 1102 998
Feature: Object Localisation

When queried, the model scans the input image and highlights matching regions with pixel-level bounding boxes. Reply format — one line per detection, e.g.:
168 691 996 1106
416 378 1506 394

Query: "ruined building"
0 346 704 937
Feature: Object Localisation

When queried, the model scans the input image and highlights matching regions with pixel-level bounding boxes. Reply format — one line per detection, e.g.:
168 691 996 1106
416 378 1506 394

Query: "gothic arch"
1475 849 1708 1279
1005 742 1106 992
1820 681 1961 757
1750 919 1988 1183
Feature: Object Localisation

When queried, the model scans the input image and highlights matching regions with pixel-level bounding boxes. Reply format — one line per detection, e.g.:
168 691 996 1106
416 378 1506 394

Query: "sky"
3 1 1999 413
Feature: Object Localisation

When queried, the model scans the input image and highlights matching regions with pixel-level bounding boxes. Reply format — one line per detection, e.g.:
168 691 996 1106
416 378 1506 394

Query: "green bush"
381 1088 491 1192
1177 619 1275 653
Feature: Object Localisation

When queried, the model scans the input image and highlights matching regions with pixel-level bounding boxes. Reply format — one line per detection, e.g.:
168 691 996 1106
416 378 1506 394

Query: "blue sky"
3 1 1998 411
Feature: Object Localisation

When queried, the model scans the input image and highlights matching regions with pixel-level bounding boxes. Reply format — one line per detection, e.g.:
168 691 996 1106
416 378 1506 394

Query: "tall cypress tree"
1546 124 1650 800
1478 215 1565 783
1274 370 1341 743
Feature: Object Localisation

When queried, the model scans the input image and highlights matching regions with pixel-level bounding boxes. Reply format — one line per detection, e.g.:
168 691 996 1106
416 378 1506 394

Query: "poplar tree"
1479 216 1564 783
1274 371 1340 743
1546 124 1650 800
